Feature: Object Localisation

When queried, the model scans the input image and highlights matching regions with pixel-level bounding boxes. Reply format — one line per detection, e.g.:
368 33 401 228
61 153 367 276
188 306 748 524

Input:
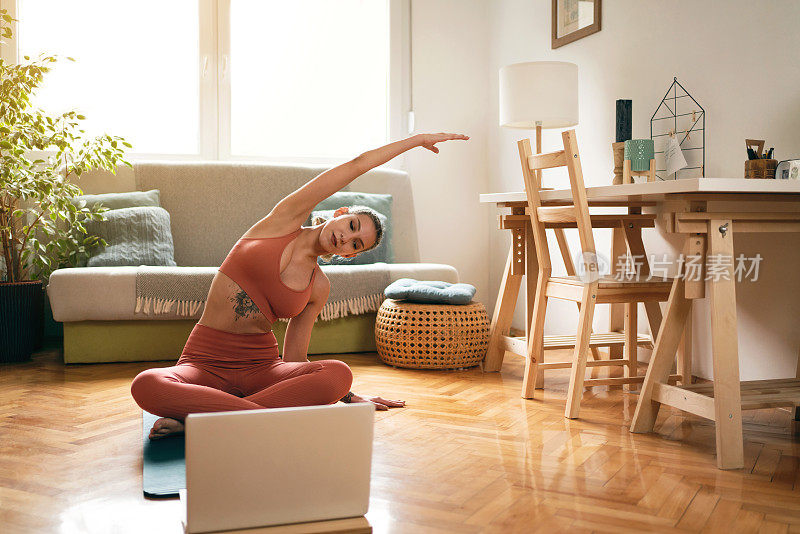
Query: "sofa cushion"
312 192 394 263
72 189 161 210
384 278 476 304
85 206 177 267
47 263 458 322
312 209 390 265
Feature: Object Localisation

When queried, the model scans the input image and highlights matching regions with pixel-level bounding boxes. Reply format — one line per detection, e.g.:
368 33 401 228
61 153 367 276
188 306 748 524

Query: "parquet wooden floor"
1 345 799 533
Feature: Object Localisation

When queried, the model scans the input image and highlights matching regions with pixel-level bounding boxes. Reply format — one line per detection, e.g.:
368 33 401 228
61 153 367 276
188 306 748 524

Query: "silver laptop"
181 403 374 533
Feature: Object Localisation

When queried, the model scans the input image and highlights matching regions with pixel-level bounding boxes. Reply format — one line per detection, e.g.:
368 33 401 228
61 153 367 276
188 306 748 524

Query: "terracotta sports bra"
218 229 319 323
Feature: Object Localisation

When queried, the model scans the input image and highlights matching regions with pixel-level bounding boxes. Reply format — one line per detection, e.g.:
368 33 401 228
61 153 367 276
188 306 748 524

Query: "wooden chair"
518 129 677 419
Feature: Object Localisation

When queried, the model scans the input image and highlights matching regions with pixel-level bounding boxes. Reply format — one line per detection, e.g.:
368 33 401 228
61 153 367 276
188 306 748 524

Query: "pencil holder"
624 139 655 172
744 159 777 179
622 139 656 183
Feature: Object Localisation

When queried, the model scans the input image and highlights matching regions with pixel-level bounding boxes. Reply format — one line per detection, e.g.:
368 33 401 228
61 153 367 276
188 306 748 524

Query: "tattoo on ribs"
229 290 260 321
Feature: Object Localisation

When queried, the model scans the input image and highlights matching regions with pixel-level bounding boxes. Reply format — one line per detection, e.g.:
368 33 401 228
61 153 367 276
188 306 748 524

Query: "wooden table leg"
678 311 693 385
526 223 546 388
624 302 638 389
680 233 706 384
484 244 524 372
525 222 537 340
623 225 664 344
609 226 627 359
631 276 692 434
708 219 744 469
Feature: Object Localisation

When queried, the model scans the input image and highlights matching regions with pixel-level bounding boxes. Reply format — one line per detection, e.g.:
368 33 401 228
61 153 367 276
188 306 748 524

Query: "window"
6 0 397 162
229 0 389 160
16 0 200 155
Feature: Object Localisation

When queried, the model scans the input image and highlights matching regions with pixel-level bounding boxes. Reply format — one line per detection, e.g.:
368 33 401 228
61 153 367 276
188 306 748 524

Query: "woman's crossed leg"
131 359 353 439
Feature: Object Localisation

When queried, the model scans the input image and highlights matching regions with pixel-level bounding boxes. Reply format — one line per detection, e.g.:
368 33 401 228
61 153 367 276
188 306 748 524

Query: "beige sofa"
47 161 458 363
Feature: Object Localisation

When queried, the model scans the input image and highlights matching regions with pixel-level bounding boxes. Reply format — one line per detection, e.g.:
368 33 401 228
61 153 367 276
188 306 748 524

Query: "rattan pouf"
375 299 490 369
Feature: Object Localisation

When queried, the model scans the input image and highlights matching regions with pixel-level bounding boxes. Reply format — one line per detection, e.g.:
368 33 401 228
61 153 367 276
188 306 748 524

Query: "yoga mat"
142 411 185 498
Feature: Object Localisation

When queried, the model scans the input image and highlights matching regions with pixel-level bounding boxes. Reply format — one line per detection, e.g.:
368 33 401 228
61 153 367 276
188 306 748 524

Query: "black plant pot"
0 281 44 363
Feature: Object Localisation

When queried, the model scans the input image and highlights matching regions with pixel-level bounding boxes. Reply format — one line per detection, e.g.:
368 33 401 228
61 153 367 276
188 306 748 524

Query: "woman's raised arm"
268 133 468 226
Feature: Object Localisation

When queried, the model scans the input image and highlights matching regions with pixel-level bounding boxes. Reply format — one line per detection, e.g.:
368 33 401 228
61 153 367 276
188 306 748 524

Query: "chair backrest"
517 129 597 277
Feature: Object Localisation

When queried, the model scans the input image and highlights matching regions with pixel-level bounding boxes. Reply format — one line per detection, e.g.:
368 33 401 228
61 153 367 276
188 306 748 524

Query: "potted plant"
0 10 131 362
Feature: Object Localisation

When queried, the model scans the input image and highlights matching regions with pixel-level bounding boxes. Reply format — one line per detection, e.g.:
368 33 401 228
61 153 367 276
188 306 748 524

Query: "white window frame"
0 0 409 167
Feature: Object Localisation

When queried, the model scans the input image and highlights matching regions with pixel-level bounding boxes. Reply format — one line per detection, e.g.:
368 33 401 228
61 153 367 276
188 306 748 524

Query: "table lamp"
499 61 579 162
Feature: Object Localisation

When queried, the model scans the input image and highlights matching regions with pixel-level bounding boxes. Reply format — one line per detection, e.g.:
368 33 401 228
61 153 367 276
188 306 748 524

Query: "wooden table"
481 178 800 469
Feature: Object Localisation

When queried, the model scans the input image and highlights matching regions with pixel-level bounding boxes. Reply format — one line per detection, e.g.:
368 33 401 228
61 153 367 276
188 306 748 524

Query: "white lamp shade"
499 61 578 129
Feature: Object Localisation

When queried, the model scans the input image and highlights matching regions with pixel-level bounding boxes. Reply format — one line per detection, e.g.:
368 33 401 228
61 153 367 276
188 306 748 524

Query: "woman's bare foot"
148 417 185 440
348 393 406 411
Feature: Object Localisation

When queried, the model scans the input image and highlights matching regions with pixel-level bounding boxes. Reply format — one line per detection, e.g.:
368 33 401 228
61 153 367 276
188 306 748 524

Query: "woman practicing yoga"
131 132 469 439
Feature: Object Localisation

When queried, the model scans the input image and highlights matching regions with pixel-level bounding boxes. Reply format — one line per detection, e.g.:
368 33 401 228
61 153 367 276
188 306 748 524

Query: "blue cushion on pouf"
384 279 476 305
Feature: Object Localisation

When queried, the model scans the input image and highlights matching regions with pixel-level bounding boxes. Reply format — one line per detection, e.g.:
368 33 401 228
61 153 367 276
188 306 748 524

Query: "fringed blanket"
135 267 215 317
317 264 390 322
134 264 390 322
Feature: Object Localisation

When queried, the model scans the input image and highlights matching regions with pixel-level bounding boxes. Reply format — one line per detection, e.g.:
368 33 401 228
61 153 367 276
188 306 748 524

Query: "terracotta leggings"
130 323 353 421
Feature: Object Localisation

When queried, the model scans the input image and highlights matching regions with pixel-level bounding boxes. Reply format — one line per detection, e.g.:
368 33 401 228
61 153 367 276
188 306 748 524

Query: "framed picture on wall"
552 0 601 49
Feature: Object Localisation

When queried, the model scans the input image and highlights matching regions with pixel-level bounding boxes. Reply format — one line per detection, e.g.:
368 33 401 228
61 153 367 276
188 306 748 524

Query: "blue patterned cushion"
86 206 176 267
70 189 163 267
384 279 476 305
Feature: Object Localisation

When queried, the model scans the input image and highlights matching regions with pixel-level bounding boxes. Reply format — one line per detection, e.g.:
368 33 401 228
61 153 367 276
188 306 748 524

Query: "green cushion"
73 189 161 211
312 192 393 264
86 206 176 267
312 209 390 265
70 189 163 267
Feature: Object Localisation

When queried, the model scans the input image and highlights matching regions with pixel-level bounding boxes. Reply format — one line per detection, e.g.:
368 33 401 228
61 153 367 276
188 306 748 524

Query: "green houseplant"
0 10 131 362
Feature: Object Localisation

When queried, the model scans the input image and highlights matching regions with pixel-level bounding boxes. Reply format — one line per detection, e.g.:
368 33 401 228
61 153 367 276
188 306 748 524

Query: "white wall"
405 0 492 305
487 0 800 380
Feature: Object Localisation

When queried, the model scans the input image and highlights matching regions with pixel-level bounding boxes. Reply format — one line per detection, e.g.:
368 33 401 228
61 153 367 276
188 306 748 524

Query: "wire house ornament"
650 77 705 180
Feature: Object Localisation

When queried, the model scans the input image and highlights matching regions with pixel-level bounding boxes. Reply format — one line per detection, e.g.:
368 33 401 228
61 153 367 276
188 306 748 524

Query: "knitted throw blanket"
135 266 214 317
317 264 390 322
134 264 390 322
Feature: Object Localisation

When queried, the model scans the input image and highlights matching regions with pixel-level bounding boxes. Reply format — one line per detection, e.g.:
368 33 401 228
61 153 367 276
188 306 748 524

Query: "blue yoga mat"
142 411 185 498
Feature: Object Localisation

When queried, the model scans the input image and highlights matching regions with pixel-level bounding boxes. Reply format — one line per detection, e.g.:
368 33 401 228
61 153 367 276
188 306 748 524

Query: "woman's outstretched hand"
417 132 470 154
349 393 406 411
